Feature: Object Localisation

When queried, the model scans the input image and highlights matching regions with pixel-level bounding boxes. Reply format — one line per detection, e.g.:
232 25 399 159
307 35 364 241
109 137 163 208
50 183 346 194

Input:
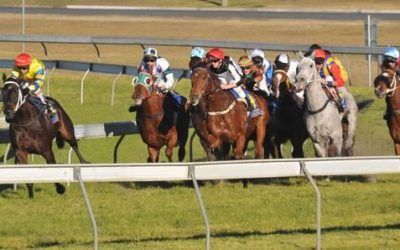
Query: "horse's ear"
131 76 138 87
2 73 6 83
298 50 305 59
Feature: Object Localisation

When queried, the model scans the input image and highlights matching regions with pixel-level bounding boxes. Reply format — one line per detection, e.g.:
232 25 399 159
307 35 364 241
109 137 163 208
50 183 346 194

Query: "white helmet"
249 49 265 59
275 53 289 64
384 46 400 60
143 47 158 58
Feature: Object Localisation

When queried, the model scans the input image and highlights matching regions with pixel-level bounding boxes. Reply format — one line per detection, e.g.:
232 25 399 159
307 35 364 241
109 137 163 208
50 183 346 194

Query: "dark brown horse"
374 69 400 154
189 67 269 160
131 72 189 162
266 69 309 158
1 74 87 198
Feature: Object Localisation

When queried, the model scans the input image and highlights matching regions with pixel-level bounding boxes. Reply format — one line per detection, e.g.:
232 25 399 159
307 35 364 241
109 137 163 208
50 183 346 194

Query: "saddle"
27 96 59 124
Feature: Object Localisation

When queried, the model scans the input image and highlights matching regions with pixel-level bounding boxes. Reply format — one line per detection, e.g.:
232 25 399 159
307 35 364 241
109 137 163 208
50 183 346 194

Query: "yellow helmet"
238 55 253 68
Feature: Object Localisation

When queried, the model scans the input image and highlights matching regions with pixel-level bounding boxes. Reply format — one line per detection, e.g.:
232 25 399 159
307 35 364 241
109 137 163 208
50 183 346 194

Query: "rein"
301 68 332 115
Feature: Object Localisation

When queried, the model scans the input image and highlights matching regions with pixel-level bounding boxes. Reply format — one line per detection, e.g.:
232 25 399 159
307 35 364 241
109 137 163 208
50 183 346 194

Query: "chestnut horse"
1 74 87 198
189 67 269 160
266 69 308 158
132 72 190 162
374 69 400 154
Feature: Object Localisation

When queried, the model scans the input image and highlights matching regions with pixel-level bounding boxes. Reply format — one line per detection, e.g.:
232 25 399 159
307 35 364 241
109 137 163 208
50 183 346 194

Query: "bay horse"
295 57 358 157
189 67 269 161
131 72 189 162
266 69 308 158
374 69 400 154
1 74 87 198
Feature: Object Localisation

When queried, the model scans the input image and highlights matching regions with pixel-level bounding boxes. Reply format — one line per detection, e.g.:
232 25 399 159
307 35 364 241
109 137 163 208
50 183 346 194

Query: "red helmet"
206 48 225 60
313 49 326 59
15 53 32 67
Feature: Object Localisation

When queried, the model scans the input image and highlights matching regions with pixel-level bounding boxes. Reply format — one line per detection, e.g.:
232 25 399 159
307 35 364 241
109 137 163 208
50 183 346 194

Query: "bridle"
192 67 214 98
297 62 331 115
3 79 26 112
377 73 400 98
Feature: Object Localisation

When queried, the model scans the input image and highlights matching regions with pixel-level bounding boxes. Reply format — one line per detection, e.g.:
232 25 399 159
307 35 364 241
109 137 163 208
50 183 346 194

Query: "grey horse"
295 57 358 157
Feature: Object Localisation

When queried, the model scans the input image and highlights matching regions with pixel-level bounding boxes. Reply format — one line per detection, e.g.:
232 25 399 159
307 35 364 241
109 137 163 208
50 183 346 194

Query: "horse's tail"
56 132 65 149
356 99 374 113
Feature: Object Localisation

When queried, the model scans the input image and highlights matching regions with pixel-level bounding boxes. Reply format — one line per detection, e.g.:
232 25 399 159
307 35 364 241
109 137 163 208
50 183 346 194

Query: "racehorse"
267 69 308 158
374 69 400 155
131 72 190 162
1 74 87 198
189 67 269 161
295 57 358 157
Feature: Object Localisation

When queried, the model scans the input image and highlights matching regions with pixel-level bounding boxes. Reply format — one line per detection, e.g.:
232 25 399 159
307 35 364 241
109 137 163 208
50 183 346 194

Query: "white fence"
1 156 400 250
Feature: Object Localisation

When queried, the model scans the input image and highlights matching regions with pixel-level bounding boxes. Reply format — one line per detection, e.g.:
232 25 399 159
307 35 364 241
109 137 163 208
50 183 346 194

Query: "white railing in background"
1 156 400 250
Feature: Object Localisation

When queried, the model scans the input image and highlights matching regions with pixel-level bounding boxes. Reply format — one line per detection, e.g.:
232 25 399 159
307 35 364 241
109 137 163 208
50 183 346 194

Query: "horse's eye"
145 79 151 85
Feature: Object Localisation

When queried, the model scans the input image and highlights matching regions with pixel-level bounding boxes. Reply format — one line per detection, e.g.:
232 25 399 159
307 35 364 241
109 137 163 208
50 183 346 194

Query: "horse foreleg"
147 147 160 162
42 150 66 195
394 142 400 155
15 150 33 198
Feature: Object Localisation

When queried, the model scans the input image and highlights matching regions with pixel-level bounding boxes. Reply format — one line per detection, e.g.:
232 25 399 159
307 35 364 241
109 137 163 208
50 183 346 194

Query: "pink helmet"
206 48 225 60
15 53 32 67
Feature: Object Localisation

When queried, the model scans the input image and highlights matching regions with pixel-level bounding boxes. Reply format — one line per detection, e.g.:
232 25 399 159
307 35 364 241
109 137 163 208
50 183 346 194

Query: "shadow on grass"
31 223 400 248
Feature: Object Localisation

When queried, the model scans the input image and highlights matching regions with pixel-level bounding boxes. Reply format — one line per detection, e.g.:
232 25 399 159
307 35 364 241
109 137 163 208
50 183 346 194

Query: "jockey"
206 48 263 118
138 47 186 112
10 53 58 122
237 55 265 91
314 49 348 112
381 46 400 76
189 46 206 71
248 49 274 96
273 53 298 85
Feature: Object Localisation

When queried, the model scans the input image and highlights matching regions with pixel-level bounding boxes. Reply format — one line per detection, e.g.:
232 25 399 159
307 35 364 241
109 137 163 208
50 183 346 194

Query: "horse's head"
295 57 319 91
1 74 28 123
189 67 213 106
374 69 397 99
132 72 155 106
272 69 291 98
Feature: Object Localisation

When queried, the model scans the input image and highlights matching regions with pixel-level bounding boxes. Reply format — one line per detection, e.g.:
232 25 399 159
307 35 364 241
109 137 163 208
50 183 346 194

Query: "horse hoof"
56 183 66 195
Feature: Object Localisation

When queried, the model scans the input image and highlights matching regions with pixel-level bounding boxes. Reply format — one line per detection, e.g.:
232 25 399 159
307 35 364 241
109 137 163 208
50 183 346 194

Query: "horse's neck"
13 102 41 126
206 85 234 110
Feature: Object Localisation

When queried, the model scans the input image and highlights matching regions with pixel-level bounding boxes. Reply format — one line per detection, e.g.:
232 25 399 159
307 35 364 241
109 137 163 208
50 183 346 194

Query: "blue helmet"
384 46 400 60
191 47 206 58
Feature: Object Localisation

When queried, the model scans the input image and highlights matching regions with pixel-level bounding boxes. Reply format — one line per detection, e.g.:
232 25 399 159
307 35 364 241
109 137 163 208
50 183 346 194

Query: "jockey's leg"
241 88 264 118
337 86 348 112
33 90 57 122
168 91 187 112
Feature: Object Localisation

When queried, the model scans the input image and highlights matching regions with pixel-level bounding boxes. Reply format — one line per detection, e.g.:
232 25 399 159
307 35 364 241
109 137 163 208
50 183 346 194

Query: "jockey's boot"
337 93 347 113
45 101 59 124
245 94 264 118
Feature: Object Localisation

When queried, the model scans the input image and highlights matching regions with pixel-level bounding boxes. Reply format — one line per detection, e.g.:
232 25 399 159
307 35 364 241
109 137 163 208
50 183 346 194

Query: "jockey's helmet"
275 53 289 64
15 53 32 67
206 48 225 60
314 49 326 59
383 46 400 60
238 55 253 68
249 49 265 59
143 47 158 58
191 47 206 59
274 53 289 70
